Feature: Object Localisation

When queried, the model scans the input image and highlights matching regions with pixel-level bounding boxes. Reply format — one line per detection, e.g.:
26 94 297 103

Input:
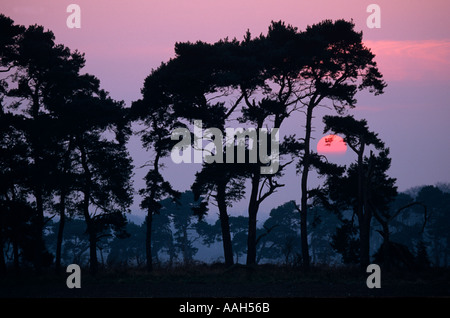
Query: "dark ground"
1 264 449 298
1 265 448 316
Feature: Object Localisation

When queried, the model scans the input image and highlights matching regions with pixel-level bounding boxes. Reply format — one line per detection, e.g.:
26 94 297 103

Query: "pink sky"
2 1 450 100
1 0 450 215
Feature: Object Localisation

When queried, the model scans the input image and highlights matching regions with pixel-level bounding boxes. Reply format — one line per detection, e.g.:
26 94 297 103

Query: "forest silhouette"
0 13 449 297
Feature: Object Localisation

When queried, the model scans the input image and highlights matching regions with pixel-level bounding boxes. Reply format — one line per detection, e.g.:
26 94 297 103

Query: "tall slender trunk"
0 186 6 274
168 238 175 267
55 192 66 273
145 211 153 271
356 141 371 269
55 139 73 273
80 141 98 274
381 221 390 271
31 89 44 272
83 192 98 274
145 152 161 272
34 188 44 272
88 228 98 274
0 237 5 275
182 224 189 264
246 172 260 266
359 214 371 270
216 182 234 267
0 214 5 275
13 235 19 273
299 105 313 270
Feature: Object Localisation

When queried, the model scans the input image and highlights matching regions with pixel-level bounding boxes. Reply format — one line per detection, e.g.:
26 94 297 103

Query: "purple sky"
2 0 450 219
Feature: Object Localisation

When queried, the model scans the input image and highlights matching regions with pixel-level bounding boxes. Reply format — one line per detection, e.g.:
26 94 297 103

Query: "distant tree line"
38 186 450 270
1 14 449 275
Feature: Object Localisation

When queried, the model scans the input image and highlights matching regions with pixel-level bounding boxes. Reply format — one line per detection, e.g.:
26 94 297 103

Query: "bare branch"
225 93 245 118
256 224 279 246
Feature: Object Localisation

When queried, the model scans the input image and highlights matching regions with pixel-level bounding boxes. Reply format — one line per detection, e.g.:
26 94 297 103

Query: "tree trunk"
356 141 371 270
0 218 5 275
34 188 44 272
299 105 313 270
13 234 19 273
359 213 371 270
246 172 260 266
146 211 153 272
80 142 97 274
145 152 161 272
88 228 98 274
381 221 390 271
246 209 257 266
182 225 189 264
55 139 73 273
55 192 66 273
84 201 98 274
0 241 5 275
216 183 234 267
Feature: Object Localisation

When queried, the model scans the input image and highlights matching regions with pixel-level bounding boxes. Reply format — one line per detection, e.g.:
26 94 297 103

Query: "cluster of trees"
39 186 450 270
0 15 133 274
130 19 387 272
1 14 449 275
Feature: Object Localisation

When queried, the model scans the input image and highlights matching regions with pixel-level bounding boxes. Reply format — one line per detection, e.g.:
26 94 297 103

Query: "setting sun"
317 134 347 155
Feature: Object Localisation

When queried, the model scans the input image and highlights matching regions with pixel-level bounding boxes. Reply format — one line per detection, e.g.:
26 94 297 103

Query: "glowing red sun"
317 134 347 155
